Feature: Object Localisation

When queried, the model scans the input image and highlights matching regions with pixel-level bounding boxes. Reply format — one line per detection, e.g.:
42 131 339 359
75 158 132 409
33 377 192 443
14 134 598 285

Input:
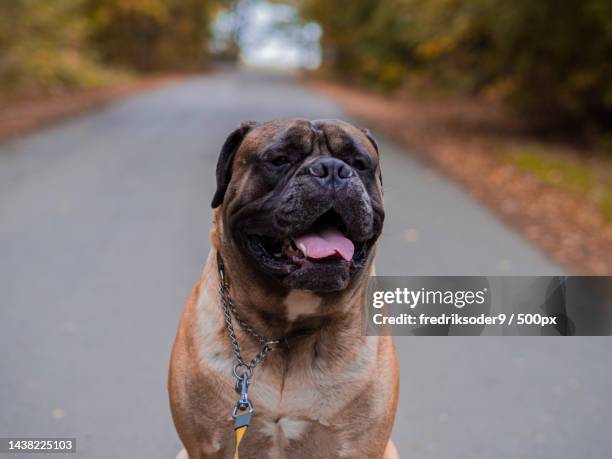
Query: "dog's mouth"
243 209 374 277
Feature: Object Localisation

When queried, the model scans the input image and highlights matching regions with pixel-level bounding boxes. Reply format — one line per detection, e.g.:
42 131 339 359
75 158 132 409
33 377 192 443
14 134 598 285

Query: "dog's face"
212 119 384 293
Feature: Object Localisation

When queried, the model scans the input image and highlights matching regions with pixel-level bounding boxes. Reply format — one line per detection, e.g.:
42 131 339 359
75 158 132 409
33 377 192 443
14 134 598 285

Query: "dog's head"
212 119 384 293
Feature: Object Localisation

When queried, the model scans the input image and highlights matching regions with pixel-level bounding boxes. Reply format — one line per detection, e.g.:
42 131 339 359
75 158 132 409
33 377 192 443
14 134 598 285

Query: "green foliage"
0 0 121 97
507 147 612 222
301 0 416 91
87 0 213 71
300 0 612 134
0 0 217 98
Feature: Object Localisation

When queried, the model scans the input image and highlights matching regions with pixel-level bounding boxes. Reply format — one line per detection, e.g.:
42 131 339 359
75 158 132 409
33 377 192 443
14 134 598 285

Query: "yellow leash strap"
232 373 254 459
233 406 253 458
233 415 248 458
218 255 282 458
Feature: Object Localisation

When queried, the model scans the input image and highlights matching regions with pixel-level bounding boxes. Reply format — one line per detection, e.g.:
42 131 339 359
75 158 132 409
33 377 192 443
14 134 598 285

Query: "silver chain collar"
217 253 282 383
217 253 319 432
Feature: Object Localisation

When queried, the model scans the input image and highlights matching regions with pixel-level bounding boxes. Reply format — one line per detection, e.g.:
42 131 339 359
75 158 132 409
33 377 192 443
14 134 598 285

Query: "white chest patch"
284 290 321 321
260 417 310 441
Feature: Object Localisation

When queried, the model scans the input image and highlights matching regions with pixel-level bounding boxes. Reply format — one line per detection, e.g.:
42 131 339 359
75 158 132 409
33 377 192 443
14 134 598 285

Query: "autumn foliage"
0 0 216 98
301 0 612 135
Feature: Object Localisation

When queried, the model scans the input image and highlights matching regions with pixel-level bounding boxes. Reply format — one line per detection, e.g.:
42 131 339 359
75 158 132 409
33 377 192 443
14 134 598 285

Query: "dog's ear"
360 127 379 153
360 127 382 186
211 121 257 208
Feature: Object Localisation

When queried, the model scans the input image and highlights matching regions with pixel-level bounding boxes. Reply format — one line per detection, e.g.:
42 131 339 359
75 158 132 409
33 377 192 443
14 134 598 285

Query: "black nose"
308 157 353 189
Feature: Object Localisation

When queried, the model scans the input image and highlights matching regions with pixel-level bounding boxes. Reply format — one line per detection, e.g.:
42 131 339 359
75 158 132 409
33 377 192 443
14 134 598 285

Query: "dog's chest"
245 401 343 459
243 359 376 457
196 362 383 459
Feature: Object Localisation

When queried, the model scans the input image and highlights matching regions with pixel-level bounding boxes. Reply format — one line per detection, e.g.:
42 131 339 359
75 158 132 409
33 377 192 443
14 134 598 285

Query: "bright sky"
211 0 322 69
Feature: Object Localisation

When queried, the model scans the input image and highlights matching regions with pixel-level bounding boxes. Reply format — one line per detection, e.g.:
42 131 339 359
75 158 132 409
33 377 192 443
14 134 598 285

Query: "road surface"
1 69 610 458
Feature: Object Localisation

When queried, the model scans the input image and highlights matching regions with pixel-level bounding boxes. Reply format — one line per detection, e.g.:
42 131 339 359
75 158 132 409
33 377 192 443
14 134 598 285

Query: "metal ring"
263 340 281 351
233 363 253 380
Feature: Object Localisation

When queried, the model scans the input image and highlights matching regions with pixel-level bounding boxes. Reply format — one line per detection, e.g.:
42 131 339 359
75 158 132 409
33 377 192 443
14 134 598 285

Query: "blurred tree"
87 0 213 71
301 0 416 90
413 0 612 132
0 0 219 98
300 0 612 135
0 0 116 97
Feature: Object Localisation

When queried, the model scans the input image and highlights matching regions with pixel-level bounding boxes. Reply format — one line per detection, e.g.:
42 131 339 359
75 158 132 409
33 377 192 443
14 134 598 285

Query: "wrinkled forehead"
235 118 378 161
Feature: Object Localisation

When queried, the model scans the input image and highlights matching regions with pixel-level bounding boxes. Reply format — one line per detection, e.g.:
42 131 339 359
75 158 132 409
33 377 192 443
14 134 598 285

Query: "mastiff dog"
169 119 399 459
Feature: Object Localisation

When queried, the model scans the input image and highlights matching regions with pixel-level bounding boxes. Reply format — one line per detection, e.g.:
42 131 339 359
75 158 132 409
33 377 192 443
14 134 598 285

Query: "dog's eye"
351 158 370 171
270 155 290 166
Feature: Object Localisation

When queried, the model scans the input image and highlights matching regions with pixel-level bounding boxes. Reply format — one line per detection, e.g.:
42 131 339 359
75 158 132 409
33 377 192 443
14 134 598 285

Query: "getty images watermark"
364 277 612 336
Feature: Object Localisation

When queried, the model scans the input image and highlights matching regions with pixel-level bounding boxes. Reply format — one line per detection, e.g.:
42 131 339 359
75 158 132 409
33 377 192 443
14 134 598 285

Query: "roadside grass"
0 55 133 102
504 146 612 222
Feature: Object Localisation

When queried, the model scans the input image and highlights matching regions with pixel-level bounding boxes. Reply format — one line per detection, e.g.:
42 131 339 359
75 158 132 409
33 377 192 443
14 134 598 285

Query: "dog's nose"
308 157 353 188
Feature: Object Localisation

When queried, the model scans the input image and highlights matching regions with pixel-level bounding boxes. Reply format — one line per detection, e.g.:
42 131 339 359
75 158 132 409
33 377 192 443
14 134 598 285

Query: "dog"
168 119 399 458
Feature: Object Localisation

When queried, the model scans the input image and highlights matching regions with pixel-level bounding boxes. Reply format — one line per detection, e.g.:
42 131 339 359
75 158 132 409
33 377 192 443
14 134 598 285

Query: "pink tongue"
293 227 354 261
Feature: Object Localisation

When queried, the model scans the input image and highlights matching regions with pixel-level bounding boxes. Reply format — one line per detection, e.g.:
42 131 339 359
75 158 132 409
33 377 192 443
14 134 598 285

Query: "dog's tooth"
297 242 307 256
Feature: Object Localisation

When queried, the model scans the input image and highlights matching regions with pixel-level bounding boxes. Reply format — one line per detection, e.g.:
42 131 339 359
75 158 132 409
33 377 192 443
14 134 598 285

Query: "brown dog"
169 119 399 459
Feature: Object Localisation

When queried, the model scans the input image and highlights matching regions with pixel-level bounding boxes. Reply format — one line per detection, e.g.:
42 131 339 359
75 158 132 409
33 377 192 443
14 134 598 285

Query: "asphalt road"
1 69 610 459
